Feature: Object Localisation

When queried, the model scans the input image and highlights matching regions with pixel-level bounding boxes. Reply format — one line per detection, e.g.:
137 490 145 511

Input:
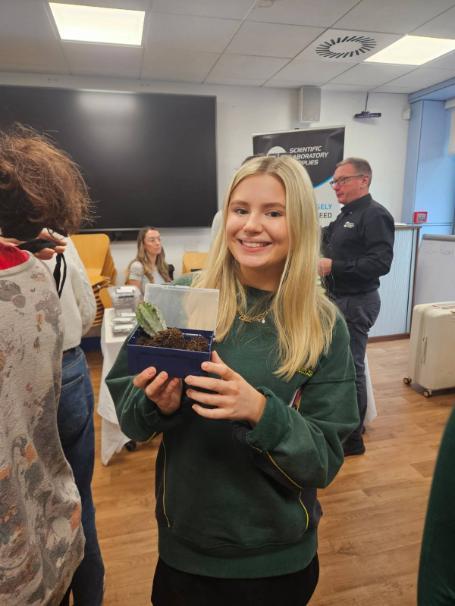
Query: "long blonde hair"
127 226 171 283
193 155 337 380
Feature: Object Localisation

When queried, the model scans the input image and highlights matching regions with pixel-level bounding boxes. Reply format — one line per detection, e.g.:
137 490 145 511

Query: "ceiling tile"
64 43 142 78
377 66 455 90
426 50 455 71
330 63 413 87
335 0 455 34
269 59 351 85
206 54 288 82
58 1 149 8
0 1 67 73
151 0 255 20
264 79 303 88
374 83 426 93
322 83 372 91
0 0 454 92
141 49 219 83
146 13 241 54
296 30 401 64
226 21 323 58
414 5 455 37
248 0 359 27
205 76 267 86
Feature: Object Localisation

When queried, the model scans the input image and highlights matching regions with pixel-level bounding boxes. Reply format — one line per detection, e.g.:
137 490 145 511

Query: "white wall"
0 73 409 278
314 90 409 219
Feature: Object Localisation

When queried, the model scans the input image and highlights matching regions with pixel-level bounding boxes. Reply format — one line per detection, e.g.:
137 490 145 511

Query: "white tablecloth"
98 308 131 465
97 308 377 464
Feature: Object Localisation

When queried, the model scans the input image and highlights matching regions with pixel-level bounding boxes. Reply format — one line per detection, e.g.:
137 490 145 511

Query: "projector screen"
0 85 218 234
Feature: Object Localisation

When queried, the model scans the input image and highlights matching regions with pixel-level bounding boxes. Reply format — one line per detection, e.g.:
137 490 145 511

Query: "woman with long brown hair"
126 226 173 293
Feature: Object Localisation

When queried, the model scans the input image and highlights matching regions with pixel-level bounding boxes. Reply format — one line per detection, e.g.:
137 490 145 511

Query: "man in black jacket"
319 157 394 456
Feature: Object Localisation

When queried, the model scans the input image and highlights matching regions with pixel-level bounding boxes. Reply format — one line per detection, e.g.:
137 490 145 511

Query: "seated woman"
126 227 173 293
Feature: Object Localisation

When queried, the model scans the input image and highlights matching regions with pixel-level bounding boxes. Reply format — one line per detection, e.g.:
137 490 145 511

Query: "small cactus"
136 301 167 337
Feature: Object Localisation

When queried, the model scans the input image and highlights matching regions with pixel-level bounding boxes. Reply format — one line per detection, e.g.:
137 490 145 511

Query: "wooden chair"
181 251 208 274
71 233 117 326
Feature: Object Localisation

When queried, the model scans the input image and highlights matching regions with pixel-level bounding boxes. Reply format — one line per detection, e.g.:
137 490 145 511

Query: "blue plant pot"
127 326 213 378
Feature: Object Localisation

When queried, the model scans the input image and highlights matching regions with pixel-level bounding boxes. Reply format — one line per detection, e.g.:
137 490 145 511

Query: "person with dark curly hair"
0 125 95 605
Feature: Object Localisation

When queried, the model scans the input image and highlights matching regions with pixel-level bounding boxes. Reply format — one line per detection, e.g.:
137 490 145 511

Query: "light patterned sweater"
0 251 84 605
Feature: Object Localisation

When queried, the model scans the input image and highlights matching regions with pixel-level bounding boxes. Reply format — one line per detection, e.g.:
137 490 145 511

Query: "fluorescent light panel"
49 3 145 46
366 35 455 65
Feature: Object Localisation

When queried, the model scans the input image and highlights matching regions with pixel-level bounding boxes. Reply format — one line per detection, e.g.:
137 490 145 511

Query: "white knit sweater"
45 237 96 350
0 253 85 605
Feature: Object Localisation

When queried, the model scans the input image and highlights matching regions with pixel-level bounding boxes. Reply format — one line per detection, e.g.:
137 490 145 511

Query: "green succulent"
136 301 167 337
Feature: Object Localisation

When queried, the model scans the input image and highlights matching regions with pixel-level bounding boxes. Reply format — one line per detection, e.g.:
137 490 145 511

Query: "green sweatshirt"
106 286 358 579
418 408 455 605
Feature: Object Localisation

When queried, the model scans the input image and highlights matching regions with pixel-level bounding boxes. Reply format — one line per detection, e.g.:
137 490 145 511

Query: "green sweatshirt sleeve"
245 315 358 490
418 409 455 605
105 275 198 441
105 341 185 442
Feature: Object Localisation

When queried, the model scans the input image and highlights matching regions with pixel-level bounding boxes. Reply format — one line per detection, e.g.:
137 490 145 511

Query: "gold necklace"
238 310 269 324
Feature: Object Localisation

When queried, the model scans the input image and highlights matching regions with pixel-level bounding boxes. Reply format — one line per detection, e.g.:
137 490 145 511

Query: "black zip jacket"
321 194 395 296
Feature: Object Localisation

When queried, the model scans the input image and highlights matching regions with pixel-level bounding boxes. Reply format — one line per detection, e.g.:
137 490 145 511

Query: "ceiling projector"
354 110 382 119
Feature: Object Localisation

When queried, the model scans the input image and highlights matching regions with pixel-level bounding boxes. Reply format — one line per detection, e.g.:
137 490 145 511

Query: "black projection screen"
0 86 218 232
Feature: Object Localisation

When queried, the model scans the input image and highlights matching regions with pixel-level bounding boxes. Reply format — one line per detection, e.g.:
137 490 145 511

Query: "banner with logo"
252 127 344 226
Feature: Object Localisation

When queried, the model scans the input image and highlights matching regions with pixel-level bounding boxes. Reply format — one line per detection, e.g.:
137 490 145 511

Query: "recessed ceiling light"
49 2 145 46
365 35 455 65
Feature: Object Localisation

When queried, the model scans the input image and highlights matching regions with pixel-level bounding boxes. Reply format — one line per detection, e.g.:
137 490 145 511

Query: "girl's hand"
36 229 67 258
185 351 266 425
0 230 66 260
133 367 183 415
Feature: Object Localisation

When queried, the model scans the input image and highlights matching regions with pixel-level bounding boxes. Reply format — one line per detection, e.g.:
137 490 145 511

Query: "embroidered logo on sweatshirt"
297 368 314 377
343 221 355 228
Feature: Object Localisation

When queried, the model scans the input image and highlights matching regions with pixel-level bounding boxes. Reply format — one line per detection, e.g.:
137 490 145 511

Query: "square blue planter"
127 326 214 378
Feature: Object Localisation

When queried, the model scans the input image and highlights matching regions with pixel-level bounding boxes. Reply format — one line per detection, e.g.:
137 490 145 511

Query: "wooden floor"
87 339 454 605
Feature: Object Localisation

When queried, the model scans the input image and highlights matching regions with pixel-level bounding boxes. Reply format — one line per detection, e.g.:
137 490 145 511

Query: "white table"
97 309 377 464
98 308 132 465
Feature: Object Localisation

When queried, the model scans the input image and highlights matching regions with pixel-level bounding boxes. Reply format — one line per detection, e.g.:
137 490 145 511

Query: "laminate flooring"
87 338 454 605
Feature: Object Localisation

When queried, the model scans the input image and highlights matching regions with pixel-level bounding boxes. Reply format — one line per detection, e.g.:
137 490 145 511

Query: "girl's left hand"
0 230 66 260
185 351 266 425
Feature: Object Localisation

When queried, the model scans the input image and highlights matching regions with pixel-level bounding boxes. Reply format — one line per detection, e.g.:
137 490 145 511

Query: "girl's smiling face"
226 173 289 291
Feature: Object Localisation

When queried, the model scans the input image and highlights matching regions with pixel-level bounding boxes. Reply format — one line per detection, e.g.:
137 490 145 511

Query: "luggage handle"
432 303 455 312
421 336 427 365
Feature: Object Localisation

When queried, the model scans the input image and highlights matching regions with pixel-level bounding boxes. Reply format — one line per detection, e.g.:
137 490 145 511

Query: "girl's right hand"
133 367 182 415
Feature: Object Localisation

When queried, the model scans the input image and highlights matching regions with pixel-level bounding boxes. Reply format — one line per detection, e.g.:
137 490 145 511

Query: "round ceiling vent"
315 35 376 59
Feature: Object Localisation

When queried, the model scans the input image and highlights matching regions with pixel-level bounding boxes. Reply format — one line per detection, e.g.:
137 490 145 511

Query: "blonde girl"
107 155 358 606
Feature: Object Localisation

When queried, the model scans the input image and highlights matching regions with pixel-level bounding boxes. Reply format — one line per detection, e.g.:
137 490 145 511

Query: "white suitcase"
404 302 455 397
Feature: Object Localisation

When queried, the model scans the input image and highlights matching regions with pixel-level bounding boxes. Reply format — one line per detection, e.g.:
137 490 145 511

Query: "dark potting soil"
136 327 209 352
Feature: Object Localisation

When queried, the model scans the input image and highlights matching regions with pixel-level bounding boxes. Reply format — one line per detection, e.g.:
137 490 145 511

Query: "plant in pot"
127 295 215 378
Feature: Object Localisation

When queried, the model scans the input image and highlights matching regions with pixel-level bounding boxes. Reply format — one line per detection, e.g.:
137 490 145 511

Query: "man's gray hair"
336 157 372 185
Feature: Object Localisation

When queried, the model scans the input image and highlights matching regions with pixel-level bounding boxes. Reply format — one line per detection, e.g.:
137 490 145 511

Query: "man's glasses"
329 174 365 188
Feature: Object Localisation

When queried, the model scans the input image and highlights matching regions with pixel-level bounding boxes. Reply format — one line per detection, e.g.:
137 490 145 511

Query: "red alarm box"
413 211 428 224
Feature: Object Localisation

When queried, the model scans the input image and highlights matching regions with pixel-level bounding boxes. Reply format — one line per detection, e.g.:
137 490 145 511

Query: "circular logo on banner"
267 146 287 155
253 127 345 188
